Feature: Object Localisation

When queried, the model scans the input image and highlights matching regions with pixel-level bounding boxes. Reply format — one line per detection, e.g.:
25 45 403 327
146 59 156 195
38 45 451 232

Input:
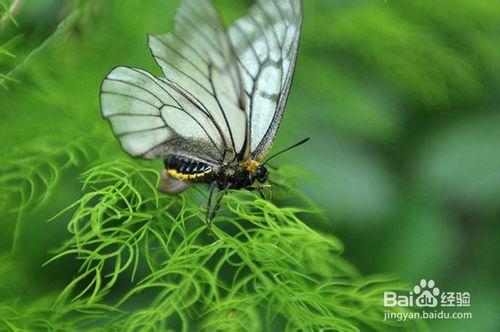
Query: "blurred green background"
1 0 500 330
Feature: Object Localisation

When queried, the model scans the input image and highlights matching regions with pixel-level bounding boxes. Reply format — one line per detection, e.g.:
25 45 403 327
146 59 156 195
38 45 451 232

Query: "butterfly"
100 0 304 221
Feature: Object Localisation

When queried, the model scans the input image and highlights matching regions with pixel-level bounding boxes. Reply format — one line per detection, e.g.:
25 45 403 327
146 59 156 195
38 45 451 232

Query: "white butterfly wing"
148 0 248 160
228 0 303 159
100 66 225 164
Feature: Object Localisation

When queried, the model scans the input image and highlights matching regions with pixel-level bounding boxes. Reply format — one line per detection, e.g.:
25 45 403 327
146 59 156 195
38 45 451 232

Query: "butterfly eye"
256 166 268 183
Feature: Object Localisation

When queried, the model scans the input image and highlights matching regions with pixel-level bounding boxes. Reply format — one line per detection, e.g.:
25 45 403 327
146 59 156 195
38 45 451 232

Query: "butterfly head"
243 159 268 183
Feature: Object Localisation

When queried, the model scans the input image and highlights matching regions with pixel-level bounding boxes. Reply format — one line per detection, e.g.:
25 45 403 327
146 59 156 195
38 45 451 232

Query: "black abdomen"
164 155 213 181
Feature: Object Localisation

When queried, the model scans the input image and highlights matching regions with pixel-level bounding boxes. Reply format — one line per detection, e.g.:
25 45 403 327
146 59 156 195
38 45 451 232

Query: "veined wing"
148 0 249 161
100 66 225 164
228 0 303 159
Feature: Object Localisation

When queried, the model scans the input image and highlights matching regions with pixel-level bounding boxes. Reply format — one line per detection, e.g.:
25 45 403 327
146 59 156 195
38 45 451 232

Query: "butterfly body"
164 154 267 190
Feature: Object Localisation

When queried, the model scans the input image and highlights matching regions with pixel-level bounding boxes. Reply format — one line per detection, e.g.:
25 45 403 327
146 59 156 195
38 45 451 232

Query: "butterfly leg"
205 181 217 225
206 184 230 231
269 179 285 199
247 184 273 200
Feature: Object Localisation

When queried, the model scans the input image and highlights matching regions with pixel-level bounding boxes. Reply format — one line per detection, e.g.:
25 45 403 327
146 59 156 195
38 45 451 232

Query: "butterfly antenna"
262 138 310 166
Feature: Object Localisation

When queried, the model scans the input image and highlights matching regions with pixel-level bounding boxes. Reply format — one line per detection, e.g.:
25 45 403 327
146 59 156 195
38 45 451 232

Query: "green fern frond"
0 131 102 252
0 0 19 27
47 159 406 331
0 0 102 88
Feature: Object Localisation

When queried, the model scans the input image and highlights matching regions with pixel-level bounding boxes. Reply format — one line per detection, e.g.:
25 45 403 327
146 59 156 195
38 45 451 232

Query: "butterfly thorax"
164 155 266 189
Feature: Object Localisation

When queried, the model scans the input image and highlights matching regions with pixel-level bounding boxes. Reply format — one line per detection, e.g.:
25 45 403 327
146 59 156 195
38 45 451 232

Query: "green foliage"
42 159 401 331
1 0 499 330
0 131 100 252
0 0 102 87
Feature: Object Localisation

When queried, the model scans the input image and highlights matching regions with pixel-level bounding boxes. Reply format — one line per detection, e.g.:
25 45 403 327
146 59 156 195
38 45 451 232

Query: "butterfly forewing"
148 0 248 160
228 0 303 160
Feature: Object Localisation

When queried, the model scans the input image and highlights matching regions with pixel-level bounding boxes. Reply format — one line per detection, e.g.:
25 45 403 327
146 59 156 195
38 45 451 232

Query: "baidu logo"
413 279 440 307
383 278 472 321
383 278 470 308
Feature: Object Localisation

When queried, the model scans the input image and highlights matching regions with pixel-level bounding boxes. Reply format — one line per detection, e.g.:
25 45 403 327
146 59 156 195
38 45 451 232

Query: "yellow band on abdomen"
167 169 211 181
